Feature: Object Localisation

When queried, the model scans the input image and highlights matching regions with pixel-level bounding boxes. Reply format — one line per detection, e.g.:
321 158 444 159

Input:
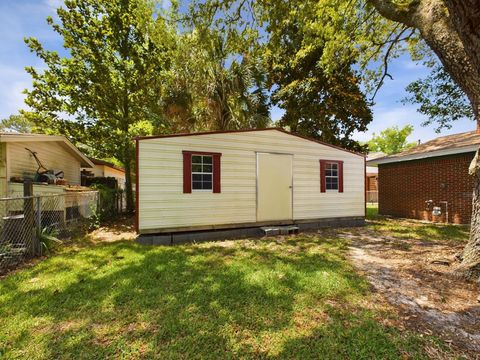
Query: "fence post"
23 180 37 256
36 197 42 255
97 191 101 217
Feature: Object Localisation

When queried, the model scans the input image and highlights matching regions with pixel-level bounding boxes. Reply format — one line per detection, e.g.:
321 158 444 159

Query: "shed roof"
135 128 364 157
367 131 480 165
89 157 125 172
0 132 94 168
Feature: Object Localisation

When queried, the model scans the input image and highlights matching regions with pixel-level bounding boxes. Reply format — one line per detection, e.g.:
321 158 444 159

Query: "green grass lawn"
366 204 469 242
0 232 448 359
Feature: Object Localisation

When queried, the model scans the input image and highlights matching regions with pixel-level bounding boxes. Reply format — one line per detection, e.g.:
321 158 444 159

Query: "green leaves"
366 125 416 154
164 28 271 131
261 0 372 151
0 114 35 133
403 63 474 132
24 0 178 211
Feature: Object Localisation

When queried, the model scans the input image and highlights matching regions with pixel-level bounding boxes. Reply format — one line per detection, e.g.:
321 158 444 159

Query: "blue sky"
0 0 475 143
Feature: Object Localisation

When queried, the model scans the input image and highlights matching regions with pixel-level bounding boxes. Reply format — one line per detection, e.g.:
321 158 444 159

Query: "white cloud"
353 105 418 142
45 0 64 12
398 60 426 71
0 64 32 118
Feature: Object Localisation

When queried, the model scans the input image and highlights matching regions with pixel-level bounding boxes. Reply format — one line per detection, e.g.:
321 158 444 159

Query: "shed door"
256 153 293 222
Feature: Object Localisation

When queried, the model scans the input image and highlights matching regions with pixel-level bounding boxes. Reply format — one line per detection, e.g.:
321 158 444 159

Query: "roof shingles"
371 131 480 164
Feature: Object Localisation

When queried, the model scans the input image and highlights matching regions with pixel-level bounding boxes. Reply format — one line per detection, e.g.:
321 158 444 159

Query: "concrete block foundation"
136 216 364 246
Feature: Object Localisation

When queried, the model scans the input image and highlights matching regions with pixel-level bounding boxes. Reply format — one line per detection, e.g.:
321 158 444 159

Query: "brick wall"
378 153 474 224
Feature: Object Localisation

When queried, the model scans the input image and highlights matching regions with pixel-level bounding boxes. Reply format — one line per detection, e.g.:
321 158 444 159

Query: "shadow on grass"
0 237 434 359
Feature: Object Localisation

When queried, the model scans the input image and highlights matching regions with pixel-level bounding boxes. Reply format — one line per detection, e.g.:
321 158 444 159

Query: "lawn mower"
25 148 64 184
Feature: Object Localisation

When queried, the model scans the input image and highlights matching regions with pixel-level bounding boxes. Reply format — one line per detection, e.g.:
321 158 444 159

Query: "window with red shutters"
320 160 343 193
183 151 221 193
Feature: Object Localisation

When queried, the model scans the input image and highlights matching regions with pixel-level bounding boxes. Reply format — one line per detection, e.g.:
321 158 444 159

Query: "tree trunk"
463 102 480 280
443 0 480 74
464 148 480 280
123 143 135 214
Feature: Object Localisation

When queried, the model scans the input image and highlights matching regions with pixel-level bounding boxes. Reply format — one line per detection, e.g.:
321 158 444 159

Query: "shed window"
192 155 213 190
183 151 221 193
325 163 339 190
320 160 343 193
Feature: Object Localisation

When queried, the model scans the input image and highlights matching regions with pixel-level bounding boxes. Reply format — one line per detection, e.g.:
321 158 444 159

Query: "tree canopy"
403 62 475 132
24 0 178 211
263 0 372 152
164 28 271 132
0 114 35 133
366 125 416 155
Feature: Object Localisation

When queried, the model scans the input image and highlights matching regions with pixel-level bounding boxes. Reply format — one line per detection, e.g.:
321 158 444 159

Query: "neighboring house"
82 158 126 189
135 128 365 235
367 131 480 224
0 132 94 197
365 152 384 202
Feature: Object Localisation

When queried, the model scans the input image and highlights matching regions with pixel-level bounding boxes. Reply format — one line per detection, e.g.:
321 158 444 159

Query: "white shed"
135 128 365 234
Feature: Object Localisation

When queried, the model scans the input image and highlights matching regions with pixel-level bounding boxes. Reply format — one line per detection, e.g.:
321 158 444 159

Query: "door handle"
289 186 293 189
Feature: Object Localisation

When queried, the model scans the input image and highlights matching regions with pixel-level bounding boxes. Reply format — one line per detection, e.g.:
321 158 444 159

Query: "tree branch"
371 26 410 99
367 0 418 28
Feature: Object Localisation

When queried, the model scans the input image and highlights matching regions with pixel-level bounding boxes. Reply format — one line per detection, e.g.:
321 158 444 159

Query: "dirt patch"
343 227 480 358
88 216 136 243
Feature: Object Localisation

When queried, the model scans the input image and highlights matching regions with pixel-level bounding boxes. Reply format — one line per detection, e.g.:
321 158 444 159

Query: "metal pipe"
439 201 449 224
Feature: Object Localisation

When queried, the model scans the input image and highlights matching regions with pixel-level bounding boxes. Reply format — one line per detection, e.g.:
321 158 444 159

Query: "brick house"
367 131 480 224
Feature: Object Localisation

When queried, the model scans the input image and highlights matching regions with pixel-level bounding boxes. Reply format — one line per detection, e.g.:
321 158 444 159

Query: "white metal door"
256 153 293 222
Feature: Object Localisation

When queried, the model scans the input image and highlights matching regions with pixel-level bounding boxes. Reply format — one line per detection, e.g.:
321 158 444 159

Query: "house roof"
135 128 364 158
0 132 94 168
367 152 385 161
89 157 125 172
367 130 480 165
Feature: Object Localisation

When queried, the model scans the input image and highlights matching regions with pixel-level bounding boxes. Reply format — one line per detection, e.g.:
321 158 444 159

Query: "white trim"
325 162 339 191
191 154 213 191
367 145 479 166
0 133 94 168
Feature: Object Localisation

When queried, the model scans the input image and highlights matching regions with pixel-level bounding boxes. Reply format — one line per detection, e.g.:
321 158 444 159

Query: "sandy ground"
342 228 480 358
88 216 136 243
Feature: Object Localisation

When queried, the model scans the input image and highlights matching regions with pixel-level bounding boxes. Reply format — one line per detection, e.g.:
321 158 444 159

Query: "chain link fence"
0 191 98 274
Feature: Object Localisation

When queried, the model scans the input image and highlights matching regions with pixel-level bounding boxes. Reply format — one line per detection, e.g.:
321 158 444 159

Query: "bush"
89 184 122 224
84 176 118 189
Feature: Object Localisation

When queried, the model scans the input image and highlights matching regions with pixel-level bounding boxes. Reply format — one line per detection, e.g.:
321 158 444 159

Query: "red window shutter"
320 160 326 192
183 152 192 193
338 161 344 193
213 154 221 193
